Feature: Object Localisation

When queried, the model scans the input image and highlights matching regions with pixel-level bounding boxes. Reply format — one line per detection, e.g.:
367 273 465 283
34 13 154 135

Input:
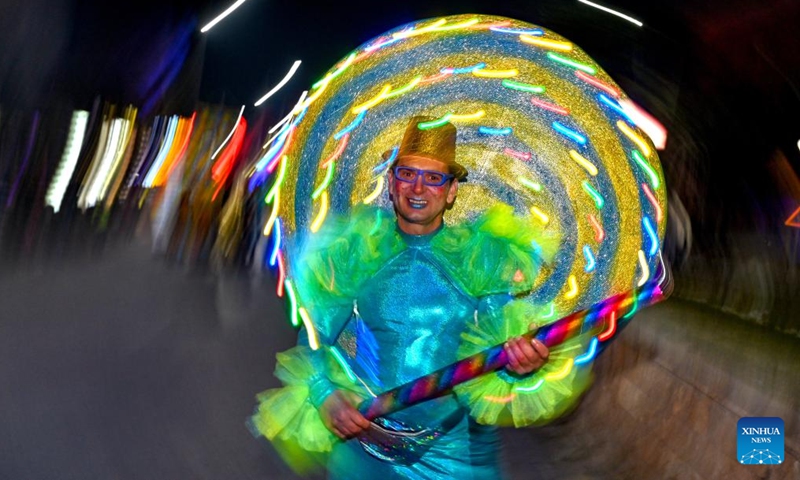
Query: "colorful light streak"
429 17 480 31
504 148 531 161
501 79 545 93
642 216 659 257
569 150 598 176
312 163 335 199
564 275 579 299
574 337 599 365
491 27 543 35
269 219 282 266
616 120 651 157
322 133 349 168
266 156 288 203
298 307 319 350
310 192 329 233
785 206 800 228
588 214 605 242
284 279 299 326
442 62 486 75
418 110 485 130
597 94 635 124
542 303 556 319
631 149 660 189
636 250 649 287
254 60 302 107
597 311 618 341
419 72 452 85
577 0 643 27
531 98 570 115
619 98 667 150
352 85 391 113
515 379 544 393
552 121 587 145
473 68 519 78
263 190 280 235
582 181 605 208
484 393 517 404
373 147 398 173
544 359 574 381
583 245 596 272
519 177 542 192
365 36 402 52
478 126 512 136
46 110 89 213
385 76 422 98
530 206 550 224
143 116 178 188
392 19 447 39
312 53 356 90
200 0 247 33
520 35 573 51
363 176 384 204
575 71 620 98
335 111 367 140
276 253 285 297
547 52 596 74
331 347 358 382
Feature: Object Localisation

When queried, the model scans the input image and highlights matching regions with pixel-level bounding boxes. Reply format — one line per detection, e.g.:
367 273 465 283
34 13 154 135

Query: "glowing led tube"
552 121 587 145
491 27 543 35
201 0 247 33
575 338 599 365
531 98 569 115
515 379 545 393
583 245 596 272
519 177 542 192
578 0 643 27
531 206 550 224
502 79 545 93
631 150 660 189
588 214 605 242
363 176 384 204
616 120 651 156
212 105 245 160
582 181 605 208
352 85 391 113
298 307 320 350
547 52 597 74
564 275 579 299
598 311 618 341
310 192 329 233
473 69 519 78
478 126 512 136
335 111 367 140
284 279 299 326
520 35 573 51
504 148 531 161
575 71 620 98
643 216 659 257
254 60 302 107
569 150 598 176
636 249 649 286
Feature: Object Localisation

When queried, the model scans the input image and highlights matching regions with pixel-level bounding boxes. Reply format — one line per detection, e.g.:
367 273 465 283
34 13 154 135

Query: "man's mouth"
408 198 427 210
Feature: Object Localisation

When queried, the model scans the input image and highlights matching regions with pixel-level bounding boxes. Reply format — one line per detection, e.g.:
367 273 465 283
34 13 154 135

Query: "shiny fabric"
315 225 506 479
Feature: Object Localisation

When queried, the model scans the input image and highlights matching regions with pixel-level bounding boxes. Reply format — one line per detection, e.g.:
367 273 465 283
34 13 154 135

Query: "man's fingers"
531 339 549 360
505 339 525 371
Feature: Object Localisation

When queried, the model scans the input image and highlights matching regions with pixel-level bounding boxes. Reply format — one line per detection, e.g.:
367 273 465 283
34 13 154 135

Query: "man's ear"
387 172 395 201
446 179 459 204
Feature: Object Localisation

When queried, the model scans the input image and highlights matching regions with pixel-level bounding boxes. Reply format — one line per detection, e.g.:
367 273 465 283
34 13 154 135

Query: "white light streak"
577 0 643 27
46 111 89 213
266 90 307 139
254 60 302 107
200 0 248 33
211 105 245 160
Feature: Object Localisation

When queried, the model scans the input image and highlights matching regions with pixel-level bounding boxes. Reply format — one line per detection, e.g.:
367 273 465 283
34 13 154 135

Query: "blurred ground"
0 239 797 479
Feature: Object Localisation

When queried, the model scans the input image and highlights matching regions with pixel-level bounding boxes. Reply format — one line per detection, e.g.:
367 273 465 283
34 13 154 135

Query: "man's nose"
412 175 425 193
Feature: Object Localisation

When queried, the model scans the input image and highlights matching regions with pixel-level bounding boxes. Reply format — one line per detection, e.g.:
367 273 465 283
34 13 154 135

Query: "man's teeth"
408 198 427 209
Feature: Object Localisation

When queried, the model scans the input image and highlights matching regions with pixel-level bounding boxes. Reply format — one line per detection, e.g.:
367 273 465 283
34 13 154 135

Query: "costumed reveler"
251 117 594 479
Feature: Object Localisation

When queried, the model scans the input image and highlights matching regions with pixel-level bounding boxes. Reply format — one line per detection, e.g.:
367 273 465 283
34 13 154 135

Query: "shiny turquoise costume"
251 206 591 478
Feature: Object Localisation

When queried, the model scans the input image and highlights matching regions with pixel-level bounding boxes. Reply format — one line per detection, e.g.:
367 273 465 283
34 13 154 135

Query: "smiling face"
388 155 459 235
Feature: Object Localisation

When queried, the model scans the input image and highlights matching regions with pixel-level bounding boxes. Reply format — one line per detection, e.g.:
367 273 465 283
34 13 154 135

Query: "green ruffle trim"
432 204 560 296
291 207 405 340
250 346 366 472
454 301 594 427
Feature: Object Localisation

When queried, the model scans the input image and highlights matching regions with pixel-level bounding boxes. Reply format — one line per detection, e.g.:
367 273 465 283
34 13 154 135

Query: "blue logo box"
738 417 784 465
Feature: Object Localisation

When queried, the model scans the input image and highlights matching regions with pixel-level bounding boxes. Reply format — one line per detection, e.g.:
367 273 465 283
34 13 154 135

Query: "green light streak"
311 162 335 199
284 279 299 327
582 181 605 208
632 150 660 189
502 79 545 94
546 52 597 74
519 177 542 192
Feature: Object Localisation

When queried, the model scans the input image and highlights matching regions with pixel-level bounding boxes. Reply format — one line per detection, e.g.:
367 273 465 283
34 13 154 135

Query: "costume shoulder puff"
433 203 560 296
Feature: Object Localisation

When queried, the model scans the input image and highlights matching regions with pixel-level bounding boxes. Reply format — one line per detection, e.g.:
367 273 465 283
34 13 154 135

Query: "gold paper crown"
385 115 468 181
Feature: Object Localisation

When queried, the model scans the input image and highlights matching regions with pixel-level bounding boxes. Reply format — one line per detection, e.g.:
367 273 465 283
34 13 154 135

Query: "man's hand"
504 326 549 375
319 390 371 440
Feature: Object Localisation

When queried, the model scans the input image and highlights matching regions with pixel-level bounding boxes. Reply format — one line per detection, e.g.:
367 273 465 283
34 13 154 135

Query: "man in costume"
253 116 586 479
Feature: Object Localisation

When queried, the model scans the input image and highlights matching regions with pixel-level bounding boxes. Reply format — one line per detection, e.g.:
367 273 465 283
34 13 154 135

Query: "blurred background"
0 0 798 478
